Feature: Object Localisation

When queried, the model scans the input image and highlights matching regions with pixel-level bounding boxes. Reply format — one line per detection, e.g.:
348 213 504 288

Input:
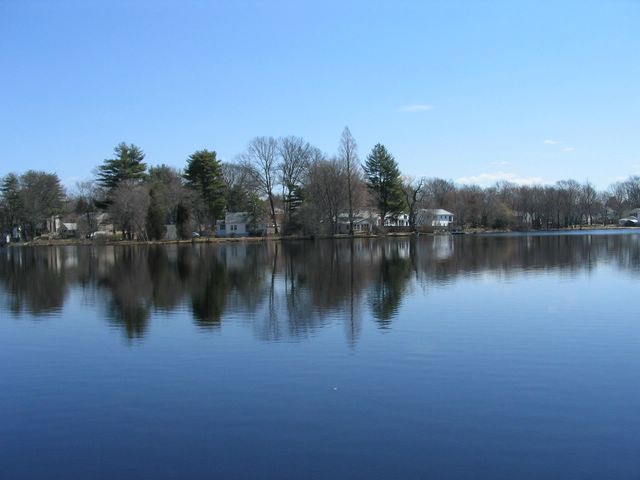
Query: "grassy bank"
4 224 638 248
4 231 421 247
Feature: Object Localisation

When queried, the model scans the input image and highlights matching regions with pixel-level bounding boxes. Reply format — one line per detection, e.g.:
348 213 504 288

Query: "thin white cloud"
456 172 545 187
489 161 509 166
561 147 576 152
543 139 559 145
398 104 434 112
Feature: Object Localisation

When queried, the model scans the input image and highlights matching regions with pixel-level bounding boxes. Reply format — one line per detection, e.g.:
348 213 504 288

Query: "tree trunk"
268 192 278 235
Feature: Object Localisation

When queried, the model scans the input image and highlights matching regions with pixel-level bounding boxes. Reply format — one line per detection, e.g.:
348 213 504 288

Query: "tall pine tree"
1 173 23 230
183 150 226 228
97 142 147 194
363 143 405 224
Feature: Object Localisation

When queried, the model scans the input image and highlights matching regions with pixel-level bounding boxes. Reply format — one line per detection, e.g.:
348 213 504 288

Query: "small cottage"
59 223 78 238
216 212 251 237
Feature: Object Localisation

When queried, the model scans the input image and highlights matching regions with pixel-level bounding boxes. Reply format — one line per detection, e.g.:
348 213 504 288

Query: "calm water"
1 233 640 479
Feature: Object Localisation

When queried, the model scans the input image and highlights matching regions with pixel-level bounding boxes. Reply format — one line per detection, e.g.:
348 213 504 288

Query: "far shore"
3 224 638 248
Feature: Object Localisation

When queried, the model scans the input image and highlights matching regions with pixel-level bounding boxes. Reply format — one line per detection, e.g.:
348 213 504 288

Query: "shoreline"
2 224 638 247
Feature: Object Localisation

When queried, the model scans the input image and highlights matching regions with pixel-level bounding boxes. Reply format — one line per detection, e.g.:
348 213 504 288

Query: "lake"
1 232 640 479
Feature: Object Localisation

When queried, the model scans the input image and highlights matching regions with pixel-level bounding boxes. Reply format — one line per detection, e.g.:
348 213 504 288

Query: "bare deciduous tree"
241 137 279 234
73 180 100 236
424 178 455 210
606 181 627 219
109 180 150 240
579 181 598 225
304 154 348 234
623 176 640 208
338 127 359 234
278 136 312 225
401 176 426 231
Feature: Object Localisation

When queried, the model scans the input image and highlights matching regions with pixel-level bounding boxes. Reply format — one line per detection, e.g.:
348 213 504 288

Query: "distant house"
416 209 455 228
627 208 640 220
619 208 640 226
619 217 638 226
384 212 410 228
58 223 78 238
163 225 178 241
337 211 381 234
353 213 380 233
46 215 63 233
95 213 114 233
216 212 266 237
44 215 80 238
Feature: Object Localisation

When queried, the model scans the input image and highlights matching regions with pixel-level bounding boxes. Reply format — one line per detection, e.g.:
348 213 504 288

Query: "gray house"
59 223 78 238
216 212 254 237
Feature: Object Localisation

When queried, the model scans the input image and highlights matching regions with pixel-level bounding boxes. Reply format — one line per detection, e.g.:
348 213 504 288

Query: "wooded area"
2 129 640 241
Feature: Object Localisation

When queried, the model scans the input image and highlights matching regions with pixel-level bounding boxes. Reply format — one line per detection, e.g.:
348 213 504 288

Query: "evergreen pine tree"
183 150 226 227
363 144 405 224
145 190 167 240
176 203 192 240
97 142 147 194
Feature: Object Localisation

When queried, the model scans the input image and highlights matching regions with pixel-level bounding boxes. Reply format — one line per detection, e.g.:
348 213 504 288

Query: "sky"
1 0 639 191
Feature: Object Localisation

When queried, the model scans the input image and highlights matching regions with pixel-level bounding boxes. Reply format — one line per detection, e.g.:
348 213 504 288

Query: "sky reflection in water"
1 233 640 479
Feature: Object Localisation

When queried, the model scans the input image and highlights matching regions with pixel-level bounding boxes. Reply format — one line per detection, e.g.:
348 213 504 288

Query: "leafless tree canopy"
241 136 280 233
222 162 254 192
4 131 640 240
303 155 349 234
401 176 426 229
279 136 312 195
109 180 151 239
338 127 359 234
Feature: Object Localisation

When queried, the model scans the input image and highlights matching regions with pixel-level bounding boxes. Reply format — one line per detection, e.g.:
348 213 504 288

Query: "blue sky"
1 0 638 190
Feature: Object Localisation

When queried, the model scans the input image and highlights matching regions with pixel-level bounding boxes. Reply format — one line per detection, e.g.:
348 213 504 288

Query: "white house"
353 214 379 233
619 208 640 226
337 211 381 234
416 209 455 228
384 213 410 227
216 212 254 237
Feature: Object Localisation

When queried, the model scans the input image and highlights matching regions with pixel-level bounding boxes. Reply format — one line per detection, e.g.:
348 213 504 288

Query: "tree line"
2 128 640 240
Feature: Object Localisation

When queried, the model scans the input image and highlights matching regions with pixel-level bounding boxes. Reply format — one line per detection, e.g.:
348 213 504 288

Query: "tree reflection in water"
1 233 639 341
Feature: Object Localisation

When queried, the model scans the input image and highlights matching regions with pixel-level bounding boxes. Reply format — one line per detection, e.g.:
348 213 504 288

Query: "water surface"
1 233 640 479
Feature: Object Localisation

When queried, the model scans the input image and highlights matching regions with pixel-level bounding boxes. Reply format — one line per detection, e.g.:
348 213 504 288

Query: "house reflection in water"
2 234 640 343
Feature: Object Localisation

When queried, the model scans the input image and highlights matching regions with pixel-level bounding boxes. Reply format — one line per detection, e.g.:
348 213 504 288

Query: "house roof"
225 212 250 224
338 211 380 223
420 208 454 216
62 223 77 230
